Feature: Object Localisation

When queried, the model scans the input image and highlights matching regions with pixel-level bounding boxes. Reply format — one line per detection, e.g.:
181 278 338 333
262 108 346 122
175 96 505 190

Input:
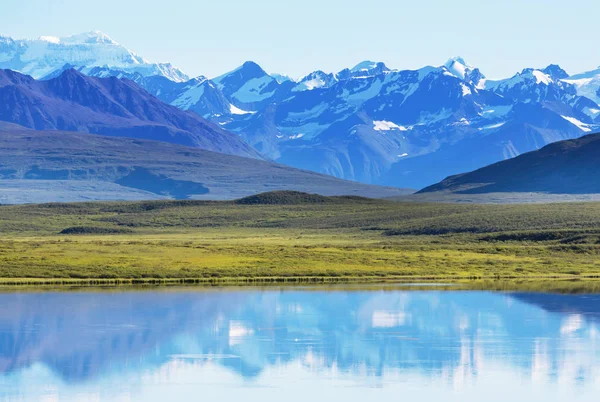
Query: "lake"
1 285 600 401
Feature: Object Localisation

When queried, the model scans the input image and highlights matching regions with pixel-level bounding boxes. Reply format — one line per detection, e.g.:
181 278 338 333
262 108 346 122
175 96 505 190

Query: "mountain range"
1 31 600 193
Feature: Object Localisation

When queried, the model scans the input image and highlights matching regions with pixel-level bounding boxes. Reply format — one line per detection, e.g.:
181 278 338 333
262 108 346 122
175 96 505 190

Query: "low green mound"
235 191 333 205
235 191 378 205
59 226 133 235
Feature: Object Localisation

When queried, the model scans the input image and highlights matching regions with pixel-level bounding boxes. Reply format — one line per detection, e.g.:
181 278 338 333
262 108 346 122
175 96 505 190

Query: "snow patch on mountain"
230 104 256 115
479 122 506 130
373 121 409 131
532 70 552 85
60 31 118 45
561 115 592 132
293 77 327 92
480 105 512 119
38 36 61 44
461 83 472 96
582 107 600 119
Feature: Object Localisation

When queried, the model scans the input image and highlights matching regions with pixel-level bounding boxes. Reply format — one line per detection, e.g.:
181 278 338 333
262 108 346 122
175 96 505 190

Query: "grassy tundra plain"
1 191 600 285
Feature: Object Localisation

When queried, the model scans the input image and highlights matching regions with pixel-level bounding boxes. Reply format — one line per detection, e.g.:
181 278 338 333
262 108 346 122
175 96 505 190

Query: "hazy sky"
1 0 599 79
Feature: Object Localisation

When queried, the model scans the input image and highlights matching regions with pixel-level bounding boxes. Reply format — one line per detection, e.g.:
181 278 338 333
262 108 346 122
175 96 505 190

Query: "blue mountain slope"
418 131 600 194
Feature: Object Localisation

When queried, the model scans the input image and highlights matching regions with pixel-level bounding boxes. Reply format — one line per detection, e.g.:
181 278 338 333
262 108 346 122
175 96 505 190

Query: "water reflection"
1 288 599 401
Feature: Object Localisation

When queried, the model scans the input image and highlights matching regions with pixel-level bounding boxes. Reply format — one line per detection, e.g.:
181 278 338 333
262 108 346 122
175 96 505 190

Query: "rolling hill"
0 125 411 203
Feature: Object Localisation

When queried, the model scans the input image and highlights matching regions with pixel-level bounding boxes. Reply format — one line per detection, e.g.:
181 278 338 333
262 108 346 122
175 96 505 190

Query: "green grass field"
1 192 600 284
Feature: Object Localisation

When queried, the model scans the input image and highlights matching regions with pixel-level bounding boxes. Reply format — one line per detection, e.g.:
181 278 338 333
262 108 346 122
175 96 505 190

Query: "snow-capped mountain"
61 58 600 188
211 61 290 109
2 32 599 189
168 57 597 187
563 66 600 106
0 31 188 82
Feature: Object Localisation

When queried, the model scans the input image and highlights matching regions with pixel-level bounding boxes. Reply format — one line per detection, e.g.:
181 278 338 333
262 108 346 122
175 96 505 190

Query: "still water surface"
1 286 600 401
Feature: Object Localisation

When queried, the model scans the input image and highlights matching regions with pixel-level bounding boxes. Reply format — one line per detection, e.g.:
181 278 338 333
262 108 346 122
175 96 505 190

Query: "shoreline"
1 274 600 287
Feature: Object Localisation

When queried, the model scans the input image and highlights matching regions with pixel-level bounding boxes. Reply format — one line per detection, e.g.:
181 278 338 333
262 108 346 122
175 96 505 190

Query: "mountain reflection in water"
0 288 599 401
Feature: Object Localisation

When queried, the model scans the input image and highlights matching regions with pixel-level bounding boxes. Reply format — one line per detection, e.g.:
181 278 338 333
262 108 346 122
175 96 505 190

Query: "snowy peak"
522 68 554 85
442 57 486 88
239 60 268 77
444 57 475 80
46 31 118 45
293 70 338 92
0 32 189 83
339 61 390 79
484 66 581 104
215 61 269 84
488 67 555 91
350 61 389 74
213 61 278 106
351 60 379 72
542 64 569 80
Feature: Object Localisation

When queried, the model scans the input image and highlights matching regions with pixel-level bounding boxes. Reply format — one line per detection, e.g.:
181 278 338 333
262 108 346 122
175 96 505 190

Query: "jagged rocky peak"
215 61 269 83
444 57 476 79
464 68 486 87
351 61 390 74
542 64 569 80
292 70 338 91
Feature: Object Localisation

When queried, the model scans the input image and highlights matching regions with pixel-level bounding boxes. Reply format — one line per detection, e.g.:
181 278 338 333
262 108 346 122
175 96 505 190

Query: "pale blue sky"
1 0 599 79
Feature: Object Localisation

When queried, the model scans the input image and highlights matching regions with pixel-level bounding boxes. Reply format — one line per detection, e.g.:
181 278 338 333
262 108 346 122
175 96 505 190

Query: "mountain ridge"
418 131 600 194
0 68 261 159
133 58 600 188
